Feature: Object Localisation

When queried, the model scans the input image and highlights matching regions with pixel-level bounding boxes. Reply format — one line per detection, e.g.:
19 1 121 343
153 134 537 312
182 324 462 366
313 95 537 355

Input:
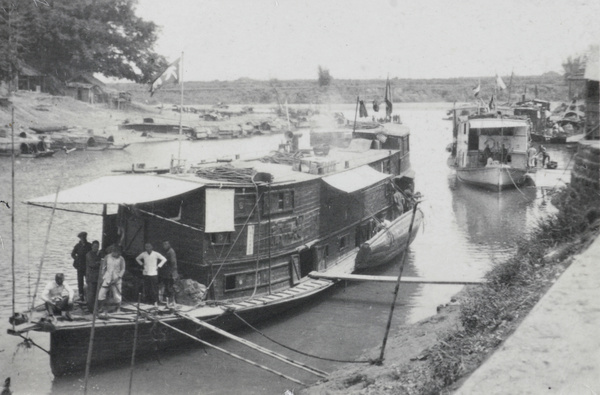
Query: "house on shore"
66 73 109 104
18 64 46 92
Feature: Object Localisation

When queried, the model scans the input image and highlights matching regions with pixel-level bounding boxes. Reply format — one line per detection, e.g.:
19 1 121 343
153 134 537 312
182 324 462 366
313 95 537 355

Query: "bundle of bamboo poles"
195 165 256 183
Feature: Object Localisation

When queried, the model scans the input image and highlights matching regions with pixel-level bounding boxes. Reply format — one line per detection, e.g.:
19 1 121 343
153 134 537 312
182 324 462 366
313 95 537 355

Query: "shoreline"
302 183 600 394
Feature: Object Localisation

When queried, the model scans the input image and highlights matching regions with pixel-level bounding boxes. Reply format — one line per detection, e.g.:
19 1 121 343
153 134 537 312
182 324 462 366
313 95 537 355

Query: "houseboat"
447 114 535 190
10 119 422 376
0 128 55 158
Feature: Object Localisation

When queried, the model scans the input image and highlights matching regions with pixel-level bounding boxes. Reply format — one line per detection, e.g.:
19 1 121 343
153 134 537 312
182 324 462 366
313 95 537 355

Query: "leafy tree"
0 1 32 87
317 65 332 88
0 0 166 91
562 54 587 81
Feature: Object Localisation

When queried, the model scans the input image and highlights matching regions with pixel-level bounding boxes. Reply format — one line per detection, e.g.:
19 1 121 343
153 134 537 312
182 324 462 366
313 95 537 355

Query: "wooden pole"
84 250 107 394
378 201 421 364
352 96 359 133
11 107 15 331
308 272 482 285
267 182 272 295
128 293 142 395
178 313 328 378
30 185 61 315
155 319 306 386
177 52 184 168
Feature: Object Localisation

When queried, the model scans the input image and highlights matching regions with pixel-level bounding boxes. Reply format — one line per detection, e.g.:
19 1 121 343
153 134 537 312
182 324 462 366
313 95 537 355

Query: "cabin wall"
143 215 206 281
203 180 322 300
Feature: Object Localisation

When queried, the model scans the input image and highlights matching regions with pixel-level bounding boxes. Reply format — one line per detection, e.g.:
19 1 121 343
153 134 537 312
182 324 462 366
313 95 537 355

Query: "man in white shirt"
41 273 74 321
136 243 167 307
98 246 126 315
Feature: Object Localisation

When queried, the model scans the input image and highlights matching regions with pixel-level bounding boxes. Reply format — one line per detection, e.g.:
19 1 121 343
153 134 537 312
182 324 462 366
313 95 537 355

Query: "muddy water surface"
0 103 574 394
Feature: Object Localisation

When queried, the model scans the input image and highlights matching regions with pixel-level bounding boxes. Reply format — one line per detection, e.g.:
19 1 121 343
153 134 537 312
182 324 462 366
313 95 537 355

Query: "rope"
146 313 306 386
506 168 530 199
232 311 374 364
15 333 50 354
30 186 61 317
205 194 262 292
251 185 262 297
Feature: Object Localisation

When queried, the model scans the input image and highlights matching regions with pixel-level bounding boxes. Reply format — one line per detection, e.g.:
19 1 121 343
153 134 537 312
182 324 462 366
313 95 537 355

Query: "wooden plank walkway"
309 271 483 285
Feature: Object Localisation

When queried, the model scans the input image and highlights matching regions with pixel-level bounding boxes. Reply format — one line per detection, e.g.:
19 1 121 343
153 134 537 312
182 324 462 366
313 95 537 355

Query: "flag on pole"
489 95 495 110
372 100 379 112
384 78 393 118
495 74 506 90
150 58 181 96
473 81 481 97
359 100 368 117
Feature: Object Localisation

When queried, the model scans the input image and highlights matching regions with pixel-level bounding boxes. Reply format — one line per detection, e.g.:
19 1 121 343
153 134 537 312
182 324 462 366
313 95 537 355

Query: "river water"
0 103 574 394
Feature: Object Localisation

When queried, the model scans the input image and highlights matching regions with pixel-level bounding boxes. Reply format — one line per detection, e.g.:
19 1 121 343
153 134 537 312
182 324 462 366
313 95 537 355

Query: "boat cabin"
453 115 530 169
27 126 414 302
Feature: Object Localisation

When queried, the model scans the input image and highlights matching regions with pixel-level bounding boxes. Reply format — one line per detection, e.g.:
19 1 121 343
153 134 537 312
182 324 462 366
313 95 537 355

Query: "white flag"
150 58 180 96
473 81 481 97
496 74 506 90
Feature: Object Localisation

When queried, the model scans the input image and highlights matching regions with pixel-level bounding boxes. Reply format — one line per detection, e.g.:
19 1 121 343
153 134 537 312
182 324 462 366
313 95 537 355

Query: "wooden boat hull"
48 278 333 376
453 165 531 191
355 209 423 270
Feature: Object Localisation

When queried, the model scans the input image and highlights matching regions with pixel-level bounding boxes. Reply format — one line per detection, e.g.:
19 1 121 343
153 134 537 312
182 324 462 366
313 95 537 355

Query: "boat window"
468 129 479 151
265 190 294 214
210 232 231 245
235 193 256 218
339 234 348 251
475 127 516 136
324 244 329 257
225 275 237 291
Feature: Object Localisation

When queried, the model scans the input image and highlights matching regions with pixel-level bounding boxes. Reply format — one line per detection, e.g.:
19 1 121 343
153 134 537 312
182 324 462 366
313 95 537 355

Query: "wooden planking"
308 271 483 285
203 180 322 263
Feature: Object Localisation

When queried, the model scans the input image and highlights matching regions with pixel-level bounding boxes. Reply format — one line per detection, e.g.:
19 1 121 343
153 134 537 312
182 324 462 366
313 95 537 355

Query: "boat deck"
10 252 357 334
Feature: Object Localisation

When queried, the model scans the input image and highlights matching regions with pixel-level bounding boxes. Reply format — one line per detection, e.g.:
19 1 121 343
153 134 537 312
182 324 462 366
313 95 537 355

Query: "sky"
134 0 599 81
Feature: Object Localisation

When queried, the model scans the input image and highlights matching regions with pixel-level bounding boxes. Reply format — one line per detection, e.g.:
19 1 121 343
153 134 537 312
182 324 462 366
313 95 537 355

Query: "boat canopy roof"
26 175 204 205
323 165 391 193
353 123 410 137
468 118 529 129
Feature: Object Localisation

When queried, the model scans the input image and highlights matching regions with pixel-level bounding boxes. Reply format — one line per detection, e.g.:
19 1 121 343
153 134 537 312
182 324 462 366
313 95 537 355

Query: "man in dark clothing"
159 241 179 308
71 231 92 301
85 241 104 312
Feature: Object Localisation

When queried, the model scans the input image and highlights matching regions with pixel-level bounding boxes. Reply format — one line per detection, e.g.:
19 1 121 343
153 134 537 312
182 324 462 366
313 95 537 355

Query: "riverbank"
304 181 600 394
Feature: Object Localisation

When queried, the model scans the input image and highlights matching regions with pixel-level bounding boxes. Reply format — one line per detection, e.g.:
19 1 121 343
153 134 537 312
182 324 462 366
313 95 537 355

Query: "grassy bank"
305 185 600 394
111 72 575 106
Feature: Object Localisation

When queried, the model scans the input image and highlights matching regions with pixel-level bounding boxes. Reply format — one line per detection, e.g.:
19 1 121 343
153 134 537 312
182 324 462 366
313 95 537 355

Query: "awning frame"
322 165 393 194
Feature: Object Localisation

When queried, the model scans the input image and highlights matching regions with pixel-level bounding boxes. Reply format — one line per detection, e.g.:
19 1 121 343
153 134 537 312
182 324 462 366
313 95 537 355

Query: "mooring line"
152 317 306 386
232 311 374 364
177 312 328 378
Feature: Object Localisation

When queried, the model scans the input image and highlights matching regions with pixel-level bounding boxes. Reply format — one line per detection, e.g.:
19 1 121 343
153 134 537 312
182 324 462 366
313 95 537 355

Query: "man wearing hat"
71 231 92 301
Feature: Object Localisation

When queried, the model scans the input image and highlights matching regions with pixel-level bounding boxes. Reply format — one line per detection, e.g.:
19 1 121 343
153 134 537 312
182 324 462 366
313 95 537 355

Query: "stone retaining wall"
571 140 600 191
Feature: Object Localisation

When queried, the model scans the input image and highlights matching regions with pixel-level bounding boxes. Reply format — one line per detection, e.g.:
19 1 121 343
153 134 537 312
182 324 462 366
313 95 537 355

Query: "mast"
177 51 184 168
11 107 15 330
352 96 359 133
507 70 514 105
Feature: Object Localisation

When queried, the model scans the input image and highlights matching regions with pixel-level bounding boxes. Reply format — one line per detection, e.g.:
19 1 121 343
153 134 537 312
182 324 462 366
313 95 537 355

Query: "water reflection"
0 104 572 394
451 181 537 250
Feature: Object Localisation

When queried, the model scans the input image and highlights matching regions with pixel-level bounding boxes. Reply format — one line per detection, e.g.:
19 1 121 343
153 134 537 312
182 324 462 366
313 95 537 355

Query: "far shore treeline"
111 71 576 105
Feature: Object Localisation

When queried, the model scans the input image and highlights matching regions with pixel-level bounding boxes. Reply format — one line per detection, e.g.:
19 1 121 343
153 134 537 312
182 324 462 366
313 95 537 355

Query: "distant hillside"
110 73 581 106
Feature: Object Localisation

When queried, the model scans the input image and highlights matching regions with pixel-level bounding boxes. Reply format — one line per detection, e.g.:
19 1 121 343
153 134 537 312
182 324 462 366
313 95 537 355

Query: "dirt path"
455 236 600 394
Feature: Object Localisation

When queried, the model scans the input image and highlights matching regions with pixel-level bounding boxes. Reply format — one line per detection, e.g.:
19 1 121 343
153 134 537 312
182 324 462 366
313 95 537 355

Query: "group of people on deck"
42 232 179 320
527 145 551 168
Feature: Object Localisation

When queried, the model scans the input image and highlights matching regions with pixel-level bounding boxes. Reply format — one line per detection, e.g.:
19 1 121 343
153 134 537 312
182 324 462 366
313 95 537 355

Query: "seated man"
41 273 74 321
